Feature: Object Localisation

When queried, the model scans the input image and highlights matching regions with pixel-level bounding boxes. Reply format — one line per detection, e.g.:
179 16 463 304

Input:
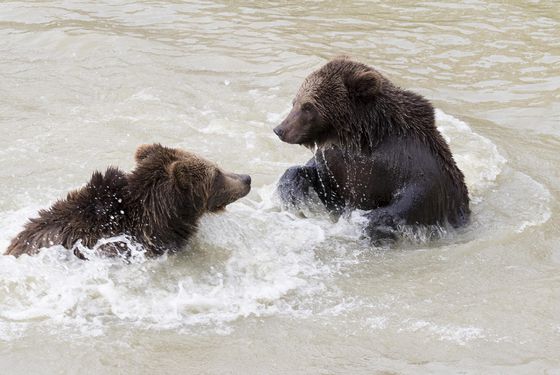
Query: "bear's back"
5 167 131 257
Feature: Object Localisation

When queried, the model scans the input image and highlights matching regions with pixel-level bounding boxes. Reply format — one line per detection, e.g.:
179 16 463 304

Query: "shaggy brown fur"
274 57 470 243
5 144 251 258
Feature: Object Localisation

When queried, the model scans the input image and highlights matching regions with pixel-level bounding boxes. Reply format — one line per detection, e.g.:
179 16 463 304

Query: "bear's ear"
135 144 162 163
344 70 382 98
169 160 208 190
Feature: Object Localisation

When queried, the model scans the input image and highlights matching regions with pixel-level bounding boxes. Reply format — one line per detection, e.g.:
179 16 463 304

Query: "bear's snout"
273 126 285 138
274 121 299 144
274 109 298 143
274 105 318 145
207 171 252 212
239 174 251 186
236 173 252 197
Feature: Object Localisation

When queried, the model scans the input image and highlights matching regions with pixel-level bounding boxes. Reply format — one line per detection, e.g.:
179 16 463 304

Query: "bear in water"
5 144 251 258
274 57 469 243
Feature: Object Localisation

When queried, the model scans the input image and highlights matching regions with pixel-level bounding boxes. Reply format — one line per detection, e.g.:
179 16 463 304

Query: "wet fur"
276 57 470 243
5 144 250 258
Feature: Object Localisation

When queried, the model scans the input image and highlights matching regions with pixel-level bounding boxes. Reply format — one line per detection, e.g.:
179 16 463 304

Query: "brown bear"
5 144 251 258
273 57 470 243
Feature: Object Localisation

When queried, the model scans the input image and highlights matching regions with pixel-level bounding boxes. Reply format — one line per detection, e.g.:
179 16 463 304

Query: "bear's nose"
240 174 251 185
273 126 284 137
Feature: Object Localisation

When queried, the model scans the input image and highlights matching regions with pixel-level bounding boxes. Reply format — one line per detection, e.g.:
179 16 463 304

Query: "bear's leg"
277 158 321 209
278 157 345 215
364 183 430 245
364 209 401 246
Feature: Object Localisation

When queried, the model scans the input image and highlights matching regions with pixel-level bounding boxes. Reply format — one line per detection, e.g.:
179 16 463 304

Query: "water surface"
0 1 559 374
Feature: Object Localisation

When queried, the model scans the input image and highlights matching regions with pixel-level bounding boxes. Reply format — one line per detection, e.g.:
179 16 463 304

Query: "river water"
0 1 559 374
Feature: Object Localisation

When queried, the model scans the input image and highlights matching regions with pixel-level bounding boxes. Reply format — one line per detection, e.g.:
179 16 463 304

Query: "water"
1 1 559 373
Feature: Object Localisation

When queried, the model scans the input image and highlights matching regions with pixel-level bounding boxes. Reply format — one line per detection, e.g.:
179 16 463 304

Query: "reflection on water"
0 1 559 374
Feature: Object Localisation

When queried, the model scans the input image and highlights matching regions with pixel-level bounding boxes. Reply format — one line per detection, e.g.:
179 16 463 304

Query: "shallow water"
1 1 559 374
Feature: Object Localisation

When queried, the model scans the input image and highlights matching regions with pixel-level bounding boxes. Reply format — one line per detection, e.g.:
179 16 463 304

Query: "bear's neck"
126 174 202 254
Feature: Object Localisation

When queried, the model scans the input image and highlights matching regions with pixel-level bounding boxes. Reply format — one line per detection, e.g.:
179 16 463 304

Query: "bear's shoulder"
46 167 130 227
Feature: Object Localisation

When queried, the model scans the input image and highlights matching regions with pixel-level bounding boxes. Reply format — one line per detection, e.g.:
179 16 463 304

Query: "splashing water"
0 110 552 341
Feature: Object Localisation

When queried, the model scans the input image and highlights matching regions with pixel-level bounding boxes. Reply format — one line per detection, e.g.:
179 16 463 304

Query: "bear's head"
273 57 385 150
130 143 251 223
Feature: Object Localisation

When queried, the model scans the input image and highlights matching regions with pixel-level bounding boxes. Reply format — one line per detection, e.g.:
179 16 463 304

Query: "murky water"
1 1 559 373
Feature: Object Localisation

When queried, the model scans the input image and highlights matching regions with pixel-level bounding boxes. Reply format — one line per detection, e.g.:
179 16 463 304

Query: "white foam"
0 192 335 337
402 319 485 345
128 88 161 102
436 109 507 200
366 316 389 330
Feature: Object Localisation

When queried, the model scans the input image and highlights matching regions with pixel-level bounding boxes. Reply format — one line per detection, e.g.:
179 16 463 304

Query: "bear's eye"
301 102 313 112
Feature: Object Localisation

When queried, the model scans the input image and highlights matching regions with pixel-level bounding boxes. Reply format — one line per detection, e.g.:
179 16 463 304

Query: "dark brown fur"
274 57 470 243
5 144 251 258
